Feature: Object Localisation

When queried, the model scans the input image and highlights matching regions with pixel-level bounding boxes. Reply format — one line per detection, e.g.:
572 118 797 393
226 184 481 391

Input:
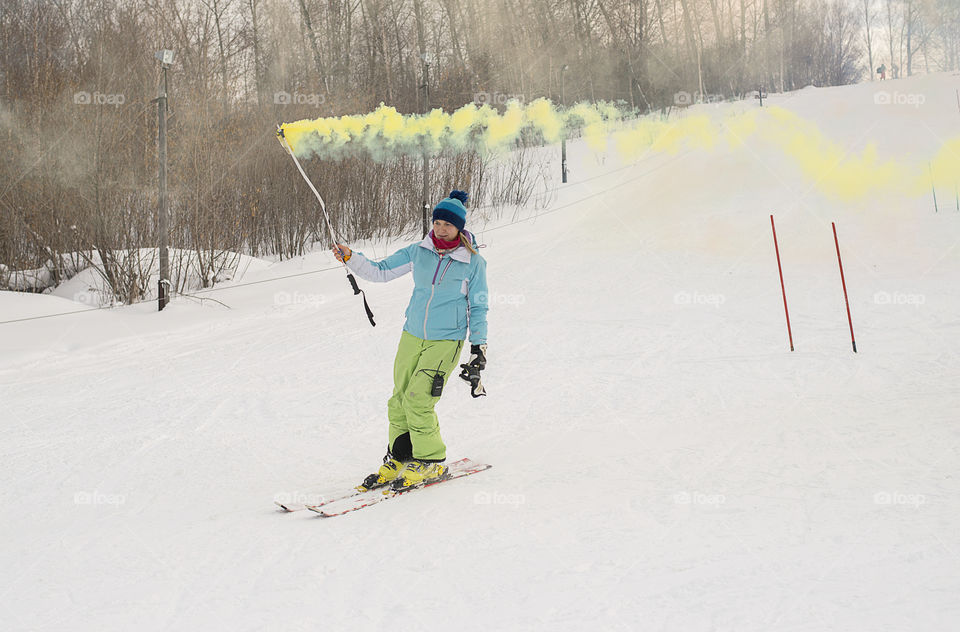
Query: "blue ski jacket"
346 232 488 345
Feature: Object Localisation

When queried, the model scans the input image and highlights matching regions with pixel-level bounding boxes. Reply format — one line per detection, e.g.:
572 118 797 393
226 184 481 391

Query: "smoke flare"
279 101 959 201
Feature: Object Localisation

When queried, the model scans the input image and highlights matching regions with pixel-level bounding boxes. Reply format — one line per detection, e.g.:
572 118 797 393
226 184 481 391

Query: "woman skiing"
332 190 488 491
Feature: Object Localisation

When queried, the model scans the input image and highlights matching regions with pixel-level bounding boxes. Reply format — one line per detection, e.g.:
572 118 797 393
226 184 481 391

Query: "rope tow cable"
276 124 375 327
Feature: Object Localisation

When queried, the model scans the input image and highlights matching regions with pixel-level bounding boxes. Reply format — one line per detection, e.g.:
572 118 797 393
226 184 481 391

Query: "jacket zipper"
423 255 453 338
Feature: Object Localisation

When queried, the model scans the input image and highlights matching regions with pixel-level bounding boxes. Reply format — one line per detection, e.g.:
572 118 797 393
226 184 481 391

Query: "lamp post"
560 64 568 184
155 49 174 311
421 54 432 237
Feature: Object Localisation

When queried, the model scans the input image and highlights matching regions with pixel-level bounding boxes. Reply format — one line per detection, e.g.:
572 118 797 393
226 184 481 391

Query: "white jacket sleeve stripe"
345 246 414 283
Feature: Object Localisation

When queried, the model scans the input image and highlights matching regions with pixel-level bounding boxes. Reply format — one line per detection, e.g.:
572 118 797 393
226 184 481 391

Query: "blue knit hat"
432 190 469 231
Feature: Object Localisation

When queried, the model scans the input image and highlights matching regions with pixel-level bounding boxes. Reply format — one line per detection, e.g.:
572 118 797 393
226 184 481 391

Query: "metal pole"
832 222 857 353
422 61 431 237
158 66 169 310
770 215 794 352
929 163 939 213
422 160 430 238
561 65 568 184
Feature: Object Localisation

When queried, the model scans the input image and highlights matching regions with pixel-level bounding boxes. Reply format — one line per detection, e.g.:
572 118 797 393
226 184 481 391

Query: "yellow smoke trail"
758 108 900 199
612 106 955 200
280 98 622 161
927 136 960 197
280 101 959 201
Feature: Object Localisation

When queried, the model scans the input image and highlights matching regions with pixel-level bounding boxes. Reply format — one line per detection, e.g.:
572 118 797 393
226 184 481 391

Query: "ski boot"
391 460 449 491
358 454 406 491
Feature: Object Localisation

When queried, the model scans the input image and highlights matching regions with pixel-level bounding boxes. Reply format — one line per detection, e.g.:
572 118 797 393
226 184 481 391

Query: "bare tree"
12 0 947 306
864 0 875 79
297 0 326 82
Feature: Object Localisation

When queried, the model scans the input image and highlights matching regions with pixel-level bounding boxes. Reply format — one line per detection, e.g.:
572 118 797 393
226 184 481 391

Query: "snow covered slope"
2 73 959 631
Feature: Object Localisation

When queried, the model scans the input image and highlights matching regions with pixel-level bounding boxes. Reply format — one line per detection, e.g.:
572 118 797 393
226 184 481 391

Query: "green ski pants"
387 331 464 461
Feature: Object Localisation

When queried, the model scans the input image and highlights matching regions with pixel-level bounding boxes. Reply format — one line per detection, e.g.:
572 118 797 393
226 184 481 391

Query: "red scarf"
430 230 460 252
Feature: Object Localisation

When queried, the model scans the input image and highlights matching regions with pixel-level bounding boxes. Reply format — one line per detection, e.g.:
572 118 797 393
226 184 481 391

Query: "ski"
306 457 491 518
274 457 480 512
276 479 399 512
275 486 369 513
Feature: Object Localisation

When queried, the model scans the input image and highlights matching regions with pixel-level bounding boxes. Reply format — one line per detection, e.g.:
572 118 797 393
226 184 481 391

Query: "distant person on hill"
878 64 887 81
892 64 899 79
331 190 489 492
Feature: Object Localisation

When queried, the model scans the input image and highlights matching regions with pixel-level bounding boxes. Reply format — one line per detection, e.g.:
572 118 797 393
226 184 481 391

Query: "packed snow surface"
2 73 959 631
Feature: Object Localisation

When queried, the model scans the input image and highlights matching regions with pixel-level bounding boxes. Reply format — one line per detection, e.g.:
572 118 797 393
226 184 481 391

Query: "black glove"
459 343 487 397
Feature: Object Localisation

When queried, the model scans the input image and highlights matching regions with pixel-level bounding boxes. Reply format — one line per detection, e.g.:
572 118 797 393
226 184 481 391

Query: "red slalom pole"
832 222 857 353
770 215 794 351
